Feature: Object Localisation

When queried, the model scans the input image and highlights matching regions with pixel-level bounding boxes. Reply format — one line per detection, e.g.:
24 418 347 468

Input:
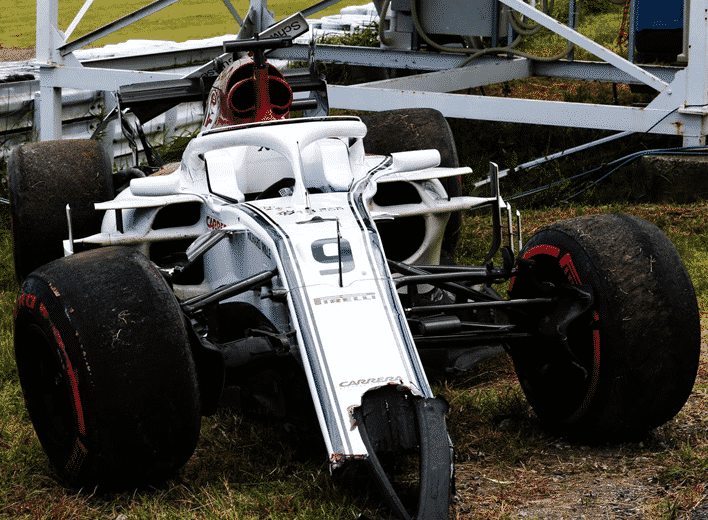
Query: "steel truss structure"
36 0 707 151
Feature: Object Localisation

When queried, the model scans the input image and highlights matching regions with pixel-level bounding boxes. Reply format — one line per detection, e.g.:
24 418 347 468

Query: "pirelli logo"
313 292 376 305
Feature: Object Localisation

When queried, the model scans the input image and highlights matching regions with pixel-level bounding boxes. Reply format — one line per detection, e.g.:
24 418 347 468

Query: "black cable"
504 106 708 202
562 145 708 201
506 144 708 202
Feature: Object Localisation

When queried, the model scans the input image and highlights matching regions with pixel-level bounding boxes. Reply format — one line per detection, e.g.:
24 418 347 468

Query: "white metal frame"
36 0 708 146
321 0 708 147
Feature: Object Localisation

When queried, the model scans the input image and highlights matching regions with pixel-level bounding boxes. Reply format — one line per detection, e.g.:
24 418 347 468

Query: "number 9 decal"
311 238 355 276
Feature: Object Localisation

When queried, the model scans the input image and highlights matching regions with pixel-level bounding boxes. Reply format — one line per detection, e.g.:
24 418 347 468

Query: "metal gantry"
35 0 708 149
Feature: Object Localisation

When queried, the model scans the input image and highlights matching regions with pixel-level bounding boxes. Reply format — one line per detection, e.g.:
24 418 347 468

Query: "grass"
0 201 706 519
516 0 627 61
444 201 708 519
0 0 369 49
453 202 708 310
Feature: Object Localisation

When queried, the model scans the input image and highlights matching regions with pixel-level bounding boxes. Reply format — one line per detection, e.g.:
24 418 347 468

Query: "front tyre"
14 247 201 488
508 214 700 441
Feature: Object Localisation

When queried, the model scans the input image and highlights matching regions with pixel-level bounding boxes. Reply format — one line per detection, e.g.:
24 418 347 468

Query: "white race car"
8 37 700 519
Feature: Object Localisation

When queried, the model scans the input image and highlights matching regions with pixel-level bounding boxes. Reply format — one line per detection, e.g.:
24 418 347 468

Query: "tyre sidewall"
510 229 608 433
15 278 95 485
8 140 114 280
15 248 201 488
510 215 700 439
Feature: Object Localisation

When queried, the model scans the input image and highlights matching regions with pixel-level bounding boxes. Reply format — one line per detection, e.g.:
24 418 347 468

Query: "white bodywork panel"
234 193 431 459
68 117 500 465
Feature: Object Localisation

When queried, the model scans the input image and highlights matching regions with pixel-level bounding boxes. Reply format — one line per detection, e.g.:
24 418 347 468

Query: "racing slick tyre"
360 108 462 262
8 139 114 281
508 214 700 441
14 246 201 489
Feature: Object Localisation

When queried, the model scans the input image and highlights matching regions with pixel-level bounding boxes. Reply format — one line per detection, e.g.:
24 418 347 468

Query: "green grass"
454 202 708 309
1 2 707 515
517 1 627 60
0 202 705 518
0 0 368 49
0 230 17 386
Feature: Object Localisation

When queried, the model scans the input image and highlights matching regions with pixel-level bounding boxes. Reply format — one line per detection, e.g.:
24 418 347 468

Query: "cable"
378 0 394 46
406 0 576 65
508 0 555 36
562 145 708 201
505 144 708 203
641 106 681 136
501 105 705 203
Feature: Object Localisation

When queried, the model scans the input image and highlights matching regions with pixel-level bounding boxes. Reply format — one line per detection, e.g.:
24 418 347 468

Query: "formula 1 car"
8 36 700 519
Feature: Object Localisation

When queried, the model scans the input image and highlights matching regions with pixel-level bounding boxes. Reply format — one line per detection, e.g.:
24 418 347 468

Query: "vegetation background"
0 0 367 49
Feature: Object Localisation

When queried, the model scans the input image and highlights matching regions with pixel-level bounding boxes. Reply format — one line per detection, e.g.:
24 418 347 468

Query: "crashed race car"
8 36 700 519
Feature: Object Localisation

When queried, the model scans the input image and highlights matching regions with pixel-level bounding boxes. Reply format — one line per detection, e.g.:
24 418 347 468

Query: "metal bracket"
483 161 504 265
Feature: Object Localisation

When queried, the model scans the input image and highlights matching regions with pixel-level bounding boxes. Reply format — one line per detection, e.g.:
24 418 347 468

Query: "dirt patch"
454 437 705 519
451 313 708 519
0 47 35 62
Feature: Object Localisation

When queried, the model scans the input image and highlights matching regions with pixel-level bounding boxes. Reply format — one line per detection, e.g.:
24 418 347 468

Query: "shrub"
291 22 380 85
553 0 620 21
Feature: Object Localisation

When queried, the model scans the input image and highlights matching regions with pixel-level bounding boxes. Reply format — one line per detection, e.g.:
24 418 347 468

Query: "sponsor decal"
259 12 309 40
206 216 226 230
339 376 403 387
248 231 271 258
17 293 36 309
261 205 344 214
313 292 375 305
18 292 86 436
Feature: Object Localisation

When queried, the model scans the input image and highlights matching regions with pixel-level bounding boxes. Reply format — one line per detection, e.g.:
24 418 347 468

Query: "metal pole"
301 0 345 18
567 0 576 62
497 0 668 92
475 131 635 188
681 0 708 146
58 0 183 56
492 0 500 47
627 0 636 62
65 0 98 40
37 0 62 141
221 0 244 26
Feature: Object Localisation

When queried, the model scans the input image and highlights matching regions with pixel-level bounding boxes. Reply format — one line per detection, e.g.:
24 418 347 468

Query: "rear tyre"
14 247 201 488
508 214 700 441
8 139 114 280
361 108 462 261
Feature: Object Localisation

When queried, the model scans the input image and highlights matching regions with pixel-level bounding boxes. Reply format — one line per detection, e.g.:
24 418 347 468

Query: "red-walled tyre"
508 214 700 441
14 247 201 489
